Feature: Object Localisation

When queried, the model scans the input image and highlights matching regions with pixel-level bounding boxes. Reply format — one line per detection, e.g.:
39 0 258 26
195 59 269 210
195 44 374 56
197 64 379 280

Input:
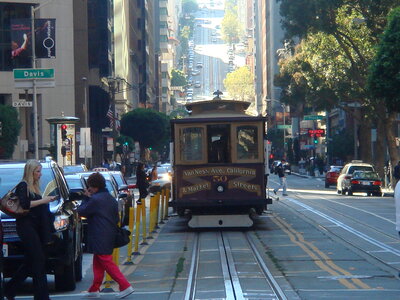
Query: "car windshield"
65 178 84 189
105 180 116 198
0 166 57 198
63 165 85 174
112 173 125 187
348 166 374 174
157 167 169 174
353 171 380 180
330 166 343 172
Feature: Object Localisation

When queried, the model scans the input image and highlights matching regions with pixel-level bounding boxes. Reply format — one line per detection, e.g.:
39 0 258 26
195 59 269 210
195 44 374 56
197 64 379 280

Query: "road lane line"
318 195 395 224
286 197 400 257
271 216 359 289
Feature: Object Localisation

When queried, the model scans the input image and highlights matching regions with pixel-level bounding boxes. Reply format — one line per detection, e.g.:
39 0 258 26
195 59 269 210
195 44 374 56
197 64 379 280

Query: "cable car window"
180 127 204 161
237 126 258 160
208 124 230 163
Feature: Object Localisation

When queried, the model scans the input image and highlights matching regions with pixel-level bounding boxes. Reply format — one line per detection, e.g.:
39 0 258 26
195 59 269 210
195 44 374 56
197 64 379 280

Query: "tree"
368 6 400 172
368 7 400 113
171 69 187 87
223 66 255 101
120 109 170 158
182 0 198 14
276 1 400 173
0 105 21 159
221 10 241 44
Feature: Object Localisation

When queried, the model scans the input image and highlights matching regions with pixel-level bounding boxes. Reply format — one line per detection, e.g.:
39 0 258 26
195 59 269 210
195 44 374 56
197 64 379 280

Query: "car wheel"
347 189 353 196
177 208 185 217
373 192 382 197
341 188 346 195
325 182 330 188
55 257 76 291
255 205 264 215
337 189 341 194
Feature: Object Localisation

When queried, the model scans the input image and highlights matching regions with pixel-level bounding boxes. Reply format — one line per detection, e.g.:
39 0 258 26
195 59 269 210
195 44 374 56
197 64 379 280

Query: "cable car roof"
185 99 252 117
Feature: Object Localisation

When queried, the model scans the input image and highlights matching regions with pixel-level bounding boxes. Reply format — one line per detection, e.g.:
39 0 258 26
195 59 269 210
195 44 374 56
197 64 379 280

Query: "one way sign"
12 101 33 107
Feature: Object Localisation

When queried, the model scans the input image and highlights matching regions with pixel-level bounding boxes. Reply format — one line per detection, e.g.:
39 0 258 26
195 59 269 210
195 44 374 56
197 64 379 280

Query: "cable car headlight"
216 185 224 193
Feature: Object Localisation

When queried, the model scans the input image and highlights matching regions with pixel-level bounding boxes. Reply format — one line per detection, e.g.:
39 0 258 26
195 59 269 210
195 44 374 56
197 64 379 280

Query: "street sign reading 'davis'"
13 68 54 80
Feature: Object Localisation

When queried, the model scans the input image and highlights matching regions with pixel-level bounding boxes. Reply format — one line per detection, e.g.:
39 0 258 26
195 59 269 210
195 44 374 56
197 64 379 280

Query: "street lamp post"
106 76 123 161
82 77 89 166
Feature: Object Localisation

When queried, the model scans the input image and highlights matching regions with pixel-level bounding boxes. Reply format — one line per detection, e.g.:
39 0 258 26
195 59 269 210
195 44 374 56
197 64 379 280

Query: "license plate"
361 181 370 185
2 244 8 257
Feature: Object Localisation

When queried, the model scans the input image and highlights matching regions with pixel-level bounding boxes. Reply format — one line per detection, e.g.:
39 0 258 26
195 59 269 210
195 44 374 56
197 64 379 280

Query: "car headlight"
54 215 69 231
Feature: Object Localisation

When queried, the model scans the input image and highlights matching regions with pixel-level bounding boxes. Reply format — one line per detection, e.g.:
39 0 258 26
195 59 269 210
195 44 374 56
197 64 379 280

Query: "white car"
194 81 201 88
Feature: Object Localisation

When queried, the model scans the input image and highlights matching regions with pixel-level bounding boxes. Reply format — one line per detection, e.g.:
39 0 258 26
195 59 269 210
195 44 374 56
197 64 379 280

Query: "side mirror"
69 188 85 201
118 184 128 192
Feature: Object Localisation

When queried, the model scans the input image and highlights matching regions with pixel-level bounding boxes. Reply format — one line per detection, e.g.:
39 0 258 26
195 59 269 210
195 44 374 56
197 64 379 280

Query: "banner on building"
10 19 32 64
11 18 56 60
35 19 56 58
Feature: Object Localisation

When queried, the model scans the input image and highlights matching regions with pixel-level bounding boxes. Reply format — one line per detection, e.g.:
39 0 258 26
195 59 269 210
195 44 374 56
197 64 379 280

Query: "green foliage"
223 66 255 101
120 109 170 155
171 69 187 87
0 105 21 159
368 7 400 112
221 10 241 44
182 0 198 14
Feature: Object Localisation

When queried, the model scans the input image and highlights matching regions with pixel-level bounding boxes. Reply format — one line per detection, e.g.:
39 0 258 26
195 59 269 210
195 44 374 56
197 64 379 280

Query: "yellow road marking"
272 215 371 289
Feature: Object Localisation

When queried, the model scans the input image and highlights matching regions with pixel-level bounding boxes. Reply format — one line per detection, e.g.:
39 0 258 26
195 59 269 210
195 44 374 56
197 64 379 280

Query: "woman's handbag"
114 226 131 248
0 182 29 218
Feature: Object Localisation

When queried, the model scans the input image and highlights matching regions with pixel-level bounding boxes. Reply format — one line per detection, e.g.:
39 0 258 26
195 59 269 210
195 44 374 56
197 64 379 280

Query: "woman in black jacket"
4 160 55 300
78 172 134 299
136 162 149 202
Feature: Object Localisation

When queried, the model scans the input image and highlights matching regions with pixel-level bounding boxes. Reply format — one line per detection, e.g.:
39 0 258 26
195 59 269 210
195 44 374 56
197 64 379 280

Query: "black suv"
0 160 84 291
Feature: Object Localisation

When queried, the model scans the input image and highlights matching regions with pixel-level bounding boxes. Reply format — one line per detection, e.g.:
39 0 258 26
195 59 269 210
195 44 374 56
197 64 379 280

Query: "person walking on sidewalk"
273 160 288 196
136 162 149 202
78 172 134 299
4 160 56 300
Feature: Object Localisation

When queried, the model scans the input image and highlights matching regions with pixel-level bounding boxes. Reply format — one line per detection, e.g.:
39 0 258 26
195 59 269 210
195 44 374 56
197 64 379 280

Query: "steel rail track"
184 231 288 300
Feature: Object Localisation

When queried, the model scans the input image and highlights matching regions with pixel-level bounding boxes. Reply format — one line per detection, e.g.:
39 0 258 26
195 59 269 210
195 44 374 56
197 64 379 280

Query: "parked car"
325 166 343 188
342 170 382 196
62 164 88 175
194 81 201 88
109 171 136 225
0 161 84 291
336 161 376 195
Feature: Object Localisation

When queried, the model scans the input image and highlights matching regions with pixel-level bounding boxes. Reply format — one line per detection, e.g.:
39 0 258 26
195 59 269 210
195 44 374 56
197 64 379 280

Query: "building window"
0 3 32 71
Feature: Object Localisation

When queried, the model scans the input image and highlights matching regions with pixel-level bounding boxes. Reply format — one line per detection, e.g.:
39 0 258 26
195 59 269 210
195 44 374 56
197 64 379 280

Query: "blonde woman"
4 160 55 300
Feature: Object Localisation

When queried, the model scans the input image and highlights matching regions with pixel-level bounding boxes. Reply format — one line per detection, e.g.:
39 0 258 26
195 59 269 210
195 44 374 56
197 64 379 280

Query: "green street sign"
304 115 325 120
277 125 292 129
13 68 54 80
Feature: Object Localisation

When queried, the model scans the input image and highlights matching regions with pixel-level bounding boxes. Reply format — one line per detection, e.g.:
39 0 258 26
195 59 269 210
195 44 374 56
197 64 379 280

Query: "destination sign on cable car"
308 129 325 137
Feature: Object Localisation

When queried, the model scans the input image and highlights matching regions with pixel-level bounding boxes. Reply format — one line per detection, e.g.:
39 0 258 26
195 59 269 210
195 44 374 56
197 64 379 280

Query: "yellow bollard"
132 201 142 255
124 207 135 264
140 198 148 245
148 195 155 238
159 189 165 224
155 192 161 229
163 189 168 220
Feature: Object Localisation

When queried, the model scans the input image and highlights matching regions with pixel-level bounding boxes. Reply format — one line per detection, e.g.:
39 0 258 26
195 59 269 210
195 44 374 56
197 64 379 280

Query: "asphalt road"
7 173 400 299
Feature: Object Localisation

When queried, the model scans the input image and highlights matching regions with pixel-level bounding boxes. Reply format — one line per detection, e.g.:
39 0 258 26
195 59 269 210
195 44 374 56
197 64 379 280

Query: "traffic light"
314 137 318 144
61 124 67 140
269 154 274 159
61 146 66 157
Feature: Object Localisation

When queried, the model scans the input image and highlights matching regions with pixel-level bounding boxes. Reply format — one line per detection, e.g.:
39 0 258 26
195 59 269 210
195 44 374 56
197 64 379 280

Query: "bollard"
163 189 170 220
132 201 142 255
124 207 135 265
149 195 157 235
140 198 148 245
159 189 165 224
147 195 155 239
155 192 161 229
